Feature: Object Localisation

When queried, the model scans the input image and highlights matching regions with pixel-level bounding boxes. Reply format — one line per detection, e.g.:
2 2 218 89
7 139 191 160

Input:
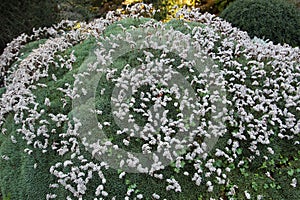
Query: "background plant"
220 0 300 47
0 0 59 54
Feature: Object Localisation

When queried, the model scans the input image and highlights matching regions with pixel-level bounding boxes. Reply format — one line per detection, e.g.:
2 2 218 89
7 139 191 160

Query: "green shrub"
220 0 300 47
0 4 299 200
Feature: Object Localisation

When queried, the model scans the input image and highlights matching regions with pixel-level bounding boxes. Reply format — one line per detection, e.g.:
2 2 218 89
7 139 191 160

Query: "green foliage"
0 18 207 199
0 14 299 200
220 0 300 47
0 35 98 199
0 0 59 53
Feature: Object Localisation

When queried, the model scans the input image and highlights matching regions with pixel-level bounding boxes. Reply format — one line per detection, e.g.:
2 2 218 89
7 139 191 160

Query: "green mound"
0 5 299 200
220 0 300 47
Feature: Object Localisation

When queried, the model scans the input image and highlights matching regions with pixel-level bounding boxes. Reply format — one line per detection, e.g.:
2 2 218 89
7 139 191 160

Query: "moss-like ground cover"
0 5 299 200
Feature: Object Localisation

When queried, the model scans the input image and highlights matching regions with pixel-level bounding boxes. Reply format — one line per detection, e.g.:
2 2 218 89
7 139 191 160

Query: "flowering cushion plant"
0 4 299 200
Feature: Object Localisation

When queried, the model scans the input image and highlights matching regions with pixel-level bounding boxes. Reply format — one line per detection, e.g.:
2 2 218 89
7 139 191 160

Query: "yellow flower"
122 0 142 5
73 23 81 30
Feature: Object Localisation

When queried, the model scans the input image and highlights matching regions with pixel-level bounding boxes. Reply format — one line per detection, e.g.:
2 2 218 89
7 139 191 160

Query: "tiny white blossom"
244 190 251 199
291 178 297 188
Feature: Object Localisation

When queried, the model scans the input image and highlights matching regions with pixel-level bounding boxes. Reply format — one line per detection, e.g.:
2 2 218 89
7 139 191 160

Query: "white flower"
183 171 189 176
257 195 263 200
44 98 51 106
101 191 108 197
123 139 130 146
1 155 10 160
154 173 163 179
152 193 160 199
244 190 251 199
95 185 103 196
267 147 274 154
46 193 57 199
291 178 297 188
24 148 33 155
119 172 126 179
207 185 213 192
63 160 73 167
166 178 182 192
10 135 17 143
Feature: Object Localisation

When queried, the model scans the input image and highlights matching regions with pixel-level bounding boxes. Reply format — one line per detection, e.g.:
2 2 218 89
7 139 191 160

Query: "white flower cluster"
49 159 109 199
0 3 299 200
166 178 182 192
0 20 77 87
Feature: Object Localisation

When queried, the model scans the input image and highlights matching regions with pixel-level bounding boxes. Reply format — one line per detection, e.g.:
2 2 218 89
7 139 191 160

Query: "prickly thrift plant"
0 4 299 200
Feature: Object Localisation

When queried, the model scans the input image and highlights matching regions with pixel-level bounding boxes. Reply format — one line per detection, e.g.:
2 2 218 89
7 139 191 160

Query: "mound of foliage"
220 0 300 47
0 4 299 200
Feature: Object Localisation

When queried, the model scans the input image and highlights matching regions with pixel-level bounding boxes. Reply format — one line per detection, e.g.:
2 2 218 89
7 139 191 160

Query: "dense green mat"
0 9 299 200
